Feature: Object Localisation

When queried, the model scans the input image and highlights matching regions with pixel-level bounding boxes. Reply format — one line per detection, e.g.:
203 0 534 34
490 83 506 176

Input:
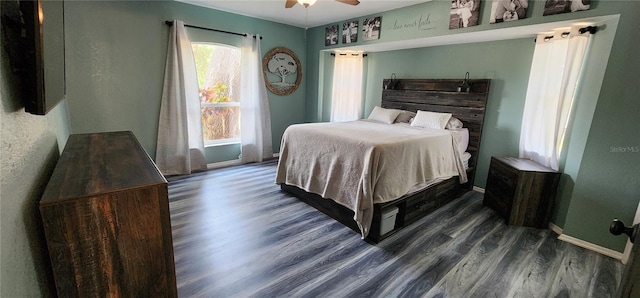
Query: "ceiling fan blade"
285 0 298 8
335 0 360 5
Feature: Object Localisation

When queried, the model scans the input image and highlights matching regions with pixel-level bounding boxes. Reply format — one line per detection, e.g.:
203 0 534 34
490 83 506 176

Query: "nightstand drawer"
484 188 511 217
485 166 517 201
487 159 518 187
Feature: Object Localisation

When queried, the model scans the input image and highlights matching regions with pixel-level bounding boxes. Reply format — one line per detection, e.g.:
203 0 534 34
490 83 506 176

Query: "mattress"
275 120 467 238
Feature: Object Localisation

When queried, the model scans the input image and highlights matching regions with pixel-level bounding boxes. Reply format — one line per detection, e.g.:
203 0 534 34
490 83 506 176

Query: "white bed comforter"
275 120 467 238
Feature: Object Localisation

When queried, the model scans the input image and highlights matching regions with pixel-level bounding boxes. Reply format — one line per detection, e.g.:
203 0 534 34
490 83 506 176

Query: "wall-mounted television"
2 0 65 115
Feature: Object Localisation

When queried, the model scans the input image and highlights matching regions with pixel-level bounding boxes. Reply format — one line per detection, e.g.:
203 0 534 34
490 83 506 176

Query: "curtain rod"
535 25 597 42
164 21 262 39
330 53 368 57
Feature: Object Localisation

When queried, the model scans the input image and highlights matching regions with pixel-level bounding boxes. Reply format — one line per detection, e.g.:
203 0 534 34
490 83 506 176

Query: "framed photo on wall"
543 0 590 16
342 20 358 44
362 17 381 41
325 24 339 46
449 0 481 29
490 0 528 23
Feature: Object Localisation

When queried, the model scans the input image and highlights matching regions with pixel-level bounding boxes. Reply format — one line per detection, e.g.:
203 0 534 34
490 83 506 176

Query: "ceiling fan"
285 0 361 8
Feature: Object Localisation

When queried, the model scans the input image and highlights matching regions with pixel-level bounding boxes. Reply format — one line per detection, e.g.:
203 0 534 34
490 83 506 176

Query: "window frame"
201 101 241 147
191 42 242 148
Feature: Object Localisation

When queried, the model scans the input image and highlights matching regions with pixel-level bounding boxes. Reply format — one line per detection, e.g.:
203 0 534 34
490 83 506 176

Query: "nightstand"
483 157 561 228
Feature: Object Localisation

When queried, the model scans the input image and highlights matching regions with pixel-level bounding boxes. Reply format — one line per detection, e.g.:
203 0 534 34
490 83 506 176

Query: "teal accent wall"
319 52 334 121
561 6 640 251
64 1 307 164
2 35 71 296
553 15 619 229
305 1 640 252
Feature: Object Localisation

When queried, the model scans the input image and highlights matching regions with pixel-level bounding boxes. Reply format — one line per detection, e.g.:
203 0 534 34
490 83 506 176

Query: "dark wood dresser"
39 131 177 297
483 156 561 228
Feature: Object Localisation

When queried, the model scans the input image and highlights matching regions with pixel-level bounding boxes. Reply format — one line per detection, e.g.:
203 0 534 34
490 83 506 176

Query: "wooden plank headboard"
381 78 491 186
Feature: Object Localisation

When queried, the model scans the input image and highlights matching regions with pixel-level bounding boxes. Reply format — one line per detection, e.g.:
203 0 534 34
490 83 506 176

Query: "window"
519 26 591 170
192 43 241 146
330 52 364 122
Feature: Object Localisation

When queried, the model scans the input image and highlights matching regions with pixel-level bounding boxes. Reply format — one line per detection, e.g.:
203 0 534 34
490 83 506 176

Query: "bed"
277 78 491 242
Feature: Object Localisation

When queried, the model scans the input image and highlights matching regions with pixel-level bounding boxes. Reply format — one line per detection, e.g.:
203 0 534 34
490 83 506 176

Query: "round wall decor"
262 47 302 96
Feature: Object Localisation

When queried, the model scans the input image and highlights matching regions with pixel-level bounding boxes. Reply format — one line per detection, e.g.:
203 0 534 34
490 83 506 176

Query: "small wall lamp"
458 72 471 92
385 73 397 90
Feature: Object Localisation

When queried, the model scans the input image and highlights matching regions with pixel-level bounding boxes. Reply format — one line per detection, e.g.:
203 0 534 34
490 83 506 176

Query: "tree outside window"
192 43 241 146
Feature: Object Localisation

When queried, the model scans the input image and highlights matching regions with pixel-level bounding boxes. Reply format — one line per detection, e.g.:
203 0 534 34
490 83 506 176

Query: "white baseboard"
207 153 280 170
549 222 622 260
548 222 563 235
557 233 623 260
472 186 485 193
207 159 241 170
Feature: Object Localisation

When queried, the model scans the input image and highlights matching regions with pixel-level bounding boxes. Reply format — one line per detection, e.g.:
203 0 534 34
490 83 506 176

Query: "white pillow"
446 117 464 129
411 110 452 129
367 106 402 124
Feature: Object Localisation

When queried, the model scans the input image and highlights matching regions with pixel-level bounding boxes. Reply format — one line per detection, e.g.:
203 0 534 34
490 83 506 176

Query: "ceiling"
177 0 427 28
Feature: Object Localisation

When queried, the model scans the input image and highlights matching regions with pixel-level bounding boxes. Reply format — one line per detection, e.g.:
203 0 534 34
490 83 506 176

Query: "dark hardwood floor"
167 160 623 297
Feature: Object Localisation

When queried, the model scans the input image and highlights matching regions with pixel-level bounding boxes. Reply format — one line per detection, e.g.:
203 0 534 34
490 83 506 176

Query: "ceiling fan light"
297 0 317 7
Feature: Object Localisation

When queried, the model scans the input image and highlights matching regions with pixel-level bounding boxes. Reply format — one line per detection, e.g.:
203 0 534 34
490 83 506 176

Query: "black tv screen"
2 0 65 115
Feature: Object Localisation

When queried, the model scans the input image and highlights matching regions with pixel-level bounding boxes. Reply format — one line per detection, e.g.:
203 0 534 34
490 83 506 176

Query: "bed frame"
281 78 491 242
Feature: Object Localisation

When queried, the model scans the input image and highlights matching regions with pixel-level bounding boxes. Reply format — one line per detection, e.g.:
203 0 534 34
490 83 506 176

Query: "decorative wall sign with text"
386 13 439 33
262 47 302 96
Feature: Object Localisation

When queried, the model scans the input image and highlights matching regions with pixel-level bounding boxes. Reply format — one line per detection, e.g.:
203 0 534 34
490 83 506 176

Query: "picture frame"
325 24 339 46
543 0 590 16
449 0 481 29
490 0 528 23
342 20 358 44
262 47 302 96
362 16 381 41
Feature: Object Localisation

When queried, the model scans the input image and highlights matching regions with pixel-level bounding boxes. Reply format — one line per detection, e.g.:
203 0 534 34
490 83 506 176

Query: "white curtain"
155 20 206 175
330 52 364 122
240 34 273 163
519 25 592 170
